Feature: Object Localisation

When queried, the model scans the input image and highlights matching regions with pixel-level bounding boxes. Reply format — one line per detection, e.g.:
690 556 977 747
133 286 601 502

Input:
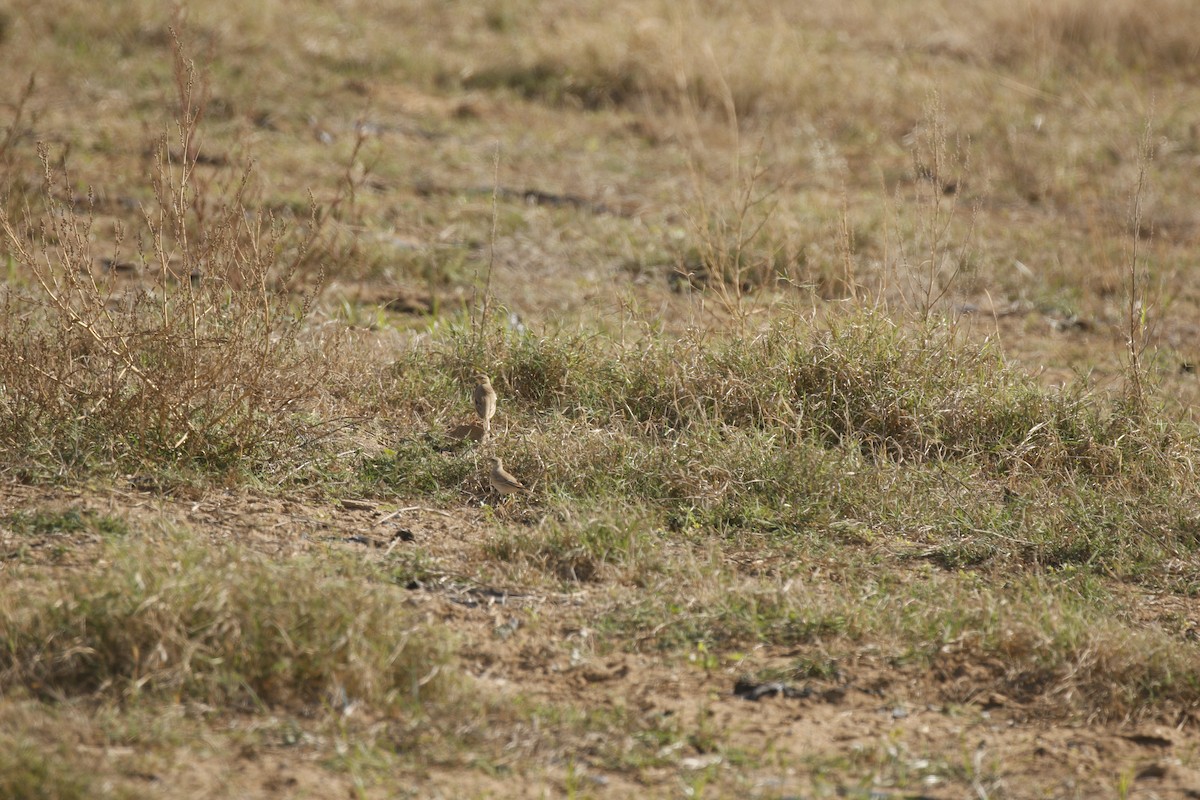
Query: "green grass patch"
4 507 129 538
599 562 1200 719
484 509 665 584
359 438 479 502
373 315 1199 574
0 733 132 800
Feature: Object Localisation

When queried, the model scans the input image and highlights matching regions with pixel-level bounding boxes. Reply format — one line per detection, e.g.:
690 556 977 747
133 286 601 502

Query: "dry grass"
987 0 1200 75
0 735 125 800
599 560 1200 720
0 535 454 712
2 0 1200 795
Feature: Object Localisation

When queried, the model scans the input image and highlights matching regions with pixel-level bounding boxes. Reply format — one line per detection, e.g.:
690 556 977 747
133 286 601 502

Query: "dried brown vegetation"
2 0 1200 796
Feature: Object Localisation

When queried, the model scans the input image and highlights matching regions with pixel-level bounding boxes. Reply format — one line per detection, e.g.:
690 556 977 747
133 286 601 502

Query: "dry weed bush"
0 38 337 476
671 147 807 322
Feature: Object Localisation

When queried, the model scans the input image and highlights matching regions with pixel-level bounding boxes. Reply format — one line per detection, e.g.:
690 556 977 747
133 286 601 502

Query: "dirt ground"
5 2 1200 796
5 479 1199 799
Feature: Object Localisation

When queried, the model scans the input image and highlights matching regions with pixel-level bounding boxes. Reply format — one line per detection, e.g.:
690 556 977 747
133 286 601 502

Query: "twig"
378 506 453 525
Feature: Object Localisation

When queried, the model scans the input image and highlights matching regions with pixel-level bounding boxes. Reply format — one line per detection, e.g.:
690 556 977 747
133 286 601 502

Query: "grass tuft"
4 507 130 538
0 734 127 800
0 538 455 712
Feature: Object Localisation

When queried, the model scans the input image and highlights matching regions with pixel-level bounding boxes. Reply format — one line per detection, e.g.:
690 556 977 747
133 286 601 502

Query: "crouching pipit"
488 456 529 500
473 374 497 426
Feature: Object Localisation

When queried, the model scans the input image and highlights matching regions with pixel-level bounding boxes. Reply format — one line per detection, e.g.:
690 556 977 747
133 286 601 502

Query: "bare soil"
5 479 1199 799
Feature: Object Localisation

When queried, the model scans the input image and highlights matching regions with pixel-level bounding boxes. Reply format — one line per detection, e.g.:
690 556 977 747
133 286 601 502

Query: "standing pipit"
488 456 529 499
473 374 497 426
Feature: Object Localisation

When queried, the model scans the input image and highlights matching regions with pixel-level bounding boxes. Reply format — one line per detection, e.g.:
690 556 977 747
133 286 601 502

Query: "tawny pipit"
488 456 528 497
473 374 497 425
